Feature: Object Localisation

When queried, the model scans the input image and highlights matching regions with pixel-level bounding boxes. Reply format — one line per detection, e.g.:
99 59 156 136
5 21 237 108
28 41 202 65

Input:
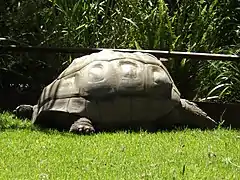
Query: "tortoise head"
13 104 34 120
179 99 218 129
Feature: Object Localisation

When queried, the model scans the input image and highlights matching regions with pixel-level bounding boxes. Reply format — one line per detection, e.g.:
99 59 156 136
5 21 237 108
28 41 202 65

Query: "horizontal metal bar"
0 45 239 61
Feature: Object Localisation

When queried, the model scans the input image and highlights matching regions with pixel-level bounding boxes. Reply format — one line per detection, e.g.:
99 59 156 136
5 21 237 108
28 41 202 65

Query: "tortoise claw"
69 118 95 134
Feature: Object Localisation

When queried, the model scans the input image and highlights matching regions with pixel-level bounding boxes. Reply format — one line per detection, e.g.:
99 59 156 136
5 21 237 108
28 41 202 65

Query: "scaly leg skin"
69 117 95 134
179 99 217 129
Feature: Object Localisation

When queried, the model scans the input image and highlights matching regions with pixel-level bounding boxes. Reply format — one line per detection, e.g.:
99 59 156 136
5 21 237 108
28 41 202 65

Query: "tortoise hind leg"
69 117 95 134
178 99 217 129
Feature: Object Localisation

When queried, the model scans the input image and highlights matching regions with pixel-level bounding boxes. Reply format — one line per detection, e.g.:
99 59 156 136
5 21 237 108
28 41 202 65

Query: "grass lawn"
0 112 240 180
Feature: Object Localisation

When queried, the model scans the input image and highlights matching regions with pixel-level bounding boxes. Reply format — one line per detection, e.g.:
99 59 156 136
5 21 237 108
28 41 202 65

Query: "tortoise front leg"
69 117 95 134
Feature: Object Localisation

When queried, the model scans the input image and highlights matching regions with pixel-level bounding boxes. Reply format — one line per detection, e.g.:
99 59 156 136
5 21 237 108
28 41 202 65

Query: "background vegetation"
0 0 239 109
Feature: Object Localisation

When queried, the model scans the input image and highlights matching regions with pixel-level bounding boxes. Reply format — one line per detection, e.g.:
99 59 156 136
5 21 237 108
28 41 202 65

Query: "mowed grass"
0 112 240 180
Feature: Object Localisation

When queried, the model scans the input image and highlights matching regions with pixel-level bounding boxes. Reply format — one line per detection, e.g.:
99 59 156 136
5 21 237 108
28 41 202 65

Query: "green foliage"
196 60 240 103
43 0 172 49
0 0 239 103
0 111 33 130
0 0 72 107
168 0 240 99
192 0 240 102
0 0 53 46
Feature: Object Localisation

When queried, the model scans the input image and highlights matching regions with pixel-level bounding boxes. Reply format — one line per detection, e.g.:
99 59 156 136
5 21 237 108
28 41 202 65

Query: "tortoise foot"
69 117 95 134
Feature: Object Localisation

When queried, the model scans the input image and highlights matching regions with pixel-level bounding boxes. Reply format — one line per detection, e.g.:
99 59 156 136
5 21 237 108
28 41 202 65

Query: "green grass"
0 112 240 179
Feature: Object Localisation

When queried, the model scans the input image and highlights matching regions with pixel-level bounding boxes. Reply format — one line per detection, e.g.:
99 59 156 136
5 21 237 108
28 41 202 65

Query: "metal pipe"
0 45 239 61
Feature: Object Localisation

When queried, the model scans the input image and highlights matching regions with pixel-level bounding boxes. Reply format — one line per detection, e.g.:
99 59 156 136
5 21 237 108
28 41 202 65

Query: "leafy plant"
0 0 239 108
196 58 240 103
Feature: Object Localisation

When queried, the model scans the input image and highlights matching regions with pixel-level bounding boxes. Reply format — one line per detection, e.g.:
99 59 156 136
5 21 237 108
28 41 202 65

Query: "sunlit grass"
0 112 239 179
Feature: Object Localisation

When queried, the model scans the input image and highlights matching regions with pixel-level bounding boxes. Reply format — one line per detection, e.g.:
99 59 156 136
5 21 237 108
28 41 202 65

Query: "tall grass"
1 0 239 102
38 0 240 100
45 0 172 49
196 60 240 103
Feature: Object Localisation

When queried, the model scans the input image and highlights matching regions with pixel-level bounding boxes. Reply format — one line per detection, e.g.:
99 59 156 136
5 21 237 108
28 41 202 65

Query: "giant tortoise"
14 50 217 133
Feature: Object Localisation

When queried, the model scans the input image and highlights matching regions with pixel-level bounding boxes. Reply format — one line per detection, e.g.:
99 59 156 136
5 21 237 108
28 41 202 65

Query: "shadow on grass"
0 111 234 137
35 124 227 137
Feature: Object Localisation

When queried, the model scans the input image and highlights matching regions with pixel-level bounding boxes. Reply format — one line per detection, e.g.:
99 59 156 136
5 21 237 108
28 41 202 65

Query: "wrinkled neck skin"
177 99 217 129
13 104 34 120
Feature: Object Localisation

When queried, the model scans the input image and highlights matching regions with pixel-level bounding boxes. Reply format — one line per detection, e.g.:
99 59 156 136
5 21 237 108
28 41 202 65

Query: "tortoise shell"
32 50 181 129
